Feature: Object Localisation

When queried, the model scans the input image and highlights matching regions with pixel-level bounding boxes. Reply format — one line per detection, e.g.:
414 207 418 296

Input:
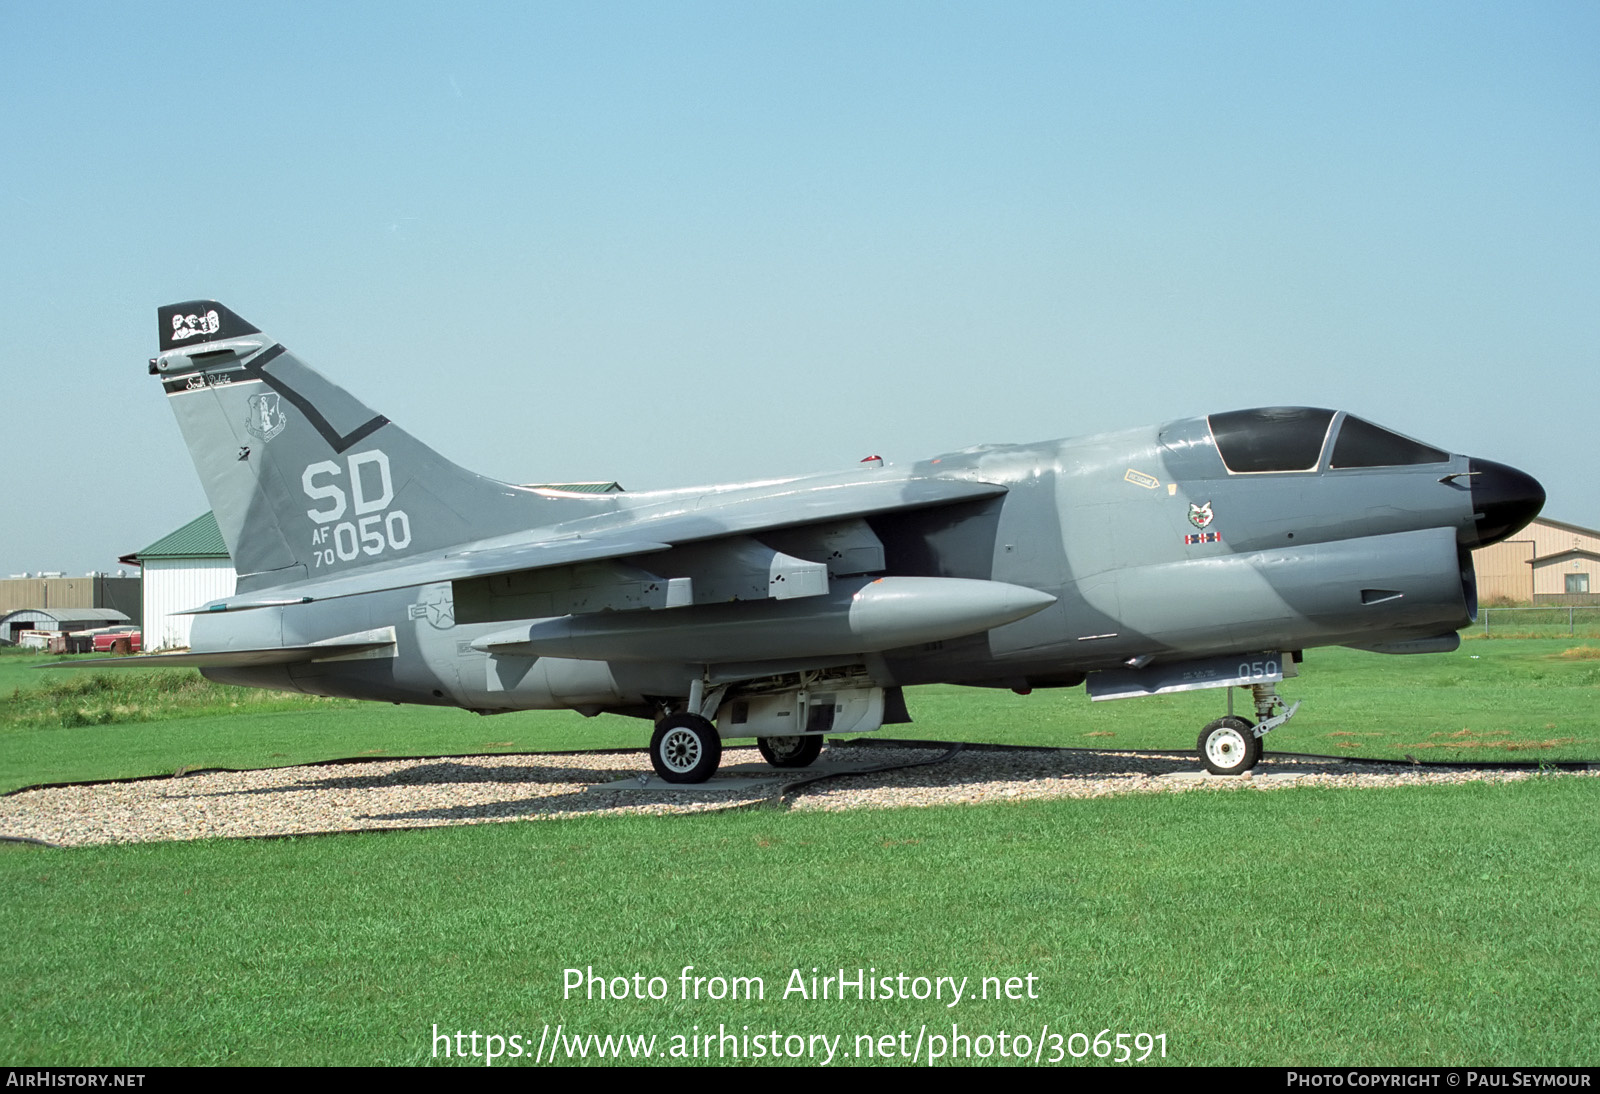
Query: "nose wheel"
1198 716 1261 776
1196 682 1301 775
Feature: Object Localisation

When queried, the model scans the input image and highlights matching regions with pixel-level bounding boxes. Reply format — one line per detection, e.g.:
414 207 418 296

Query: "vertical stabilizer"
152 301 609 592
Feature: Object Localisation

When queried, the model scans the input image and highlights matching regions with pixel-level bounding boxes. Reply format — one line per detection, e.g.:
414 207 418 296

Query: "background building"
0 573 140 619
0 606 132 646
0 574 140 644
1471 516 1600 605
122 513 236 652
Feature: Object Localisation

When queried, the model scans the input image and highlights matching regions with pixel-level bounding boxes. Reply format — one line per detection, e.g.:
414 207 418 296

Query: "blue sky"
3 1 1596 574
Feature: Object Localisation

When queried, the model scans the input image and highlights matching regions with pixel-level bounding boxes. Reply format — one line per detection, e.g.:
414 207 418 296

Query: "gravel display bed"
786 745 1593 812
1 742 1592 848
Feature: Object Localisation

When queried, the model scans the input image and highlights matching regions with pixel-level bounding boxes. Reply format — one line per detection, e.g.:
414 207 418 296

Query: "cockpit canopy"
1207 408 1448 474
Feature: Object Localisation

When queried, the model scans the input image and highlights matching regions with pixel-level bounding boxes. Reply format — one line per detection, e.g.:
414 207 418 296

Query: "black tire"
649 713 722 784
757 734 824 769
1198 716 1261 775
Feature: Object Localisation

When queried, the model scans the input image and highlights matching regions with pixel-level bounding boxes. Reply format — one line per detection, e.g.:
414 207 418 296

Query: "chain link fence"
1478 606 1600 637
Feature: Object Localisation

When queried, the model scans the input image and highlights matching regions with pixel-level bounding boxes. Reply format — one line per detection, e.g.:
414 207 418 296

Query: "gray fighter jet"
111 300 1544 780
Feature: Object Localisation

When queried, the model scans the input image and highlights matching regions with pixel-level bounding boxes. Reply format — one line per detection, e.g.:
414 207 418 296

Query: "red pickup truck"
90 629 143 654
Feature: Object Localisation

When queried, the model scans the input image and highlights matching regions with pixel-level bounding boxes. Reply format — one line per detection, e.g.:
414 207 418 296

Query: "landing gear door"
1086 652 1288 701
716 687 886 738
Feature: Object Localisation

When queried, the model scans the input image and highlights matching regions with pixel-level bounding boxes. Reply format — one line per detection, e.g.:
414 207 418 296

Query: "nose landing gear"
1197 683 1301 775
1198 716 1260 775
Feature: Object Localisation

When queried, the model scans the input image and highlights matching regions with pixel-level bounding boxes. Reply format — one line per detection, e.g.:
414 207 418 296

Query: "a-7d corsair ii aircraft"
109 301 1543 781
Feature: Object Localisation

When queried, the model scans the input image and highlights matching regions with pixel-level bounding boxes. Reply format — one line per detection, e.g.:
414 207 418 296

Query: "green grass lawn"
2 640 1596 1066
2 777 1595 1066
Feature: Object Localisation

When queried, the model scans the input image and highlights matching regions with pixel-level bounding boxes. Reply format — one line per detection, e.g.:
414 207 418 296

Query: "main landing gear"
648 715 827 783
1196 682 1301 776
756 735 824 768
649 671 863 783
649 713 721 784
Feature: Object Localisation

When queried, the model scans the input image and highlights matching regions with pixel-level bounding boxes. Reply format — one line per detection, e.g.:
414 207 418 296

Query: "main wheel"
650 713 722 784
757 734 823 769
1198 716 1261 776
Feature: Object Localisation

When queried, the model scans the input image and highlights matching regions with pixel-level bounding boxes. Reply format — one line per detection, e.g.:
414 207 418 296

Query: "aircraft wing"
182 535 679 613
184 475 1007 612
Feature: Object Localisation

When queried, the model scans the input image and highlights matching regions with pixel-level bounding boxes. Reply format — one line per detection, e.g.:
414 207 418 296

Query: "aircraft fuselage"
201 411 1520 717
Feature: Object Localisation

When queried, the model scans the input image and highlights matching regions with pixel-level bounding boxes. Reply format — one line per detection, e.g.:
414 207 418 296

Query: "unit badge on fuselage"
1188 500 1215 529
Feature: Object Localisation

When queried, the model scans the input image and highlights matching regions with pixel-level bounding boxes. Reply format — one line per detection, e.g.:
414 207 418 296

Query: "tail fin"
153 301 609 592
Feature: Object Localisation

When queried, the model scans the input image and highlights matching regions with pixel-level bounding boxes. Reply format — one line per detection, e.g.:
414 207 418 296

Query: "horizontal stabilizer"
41 628 397 669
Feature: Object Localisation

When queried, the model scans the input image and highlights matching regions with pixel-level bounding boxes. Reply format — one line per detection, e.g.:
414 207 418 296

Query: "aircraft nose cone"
1466 458 1545 547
